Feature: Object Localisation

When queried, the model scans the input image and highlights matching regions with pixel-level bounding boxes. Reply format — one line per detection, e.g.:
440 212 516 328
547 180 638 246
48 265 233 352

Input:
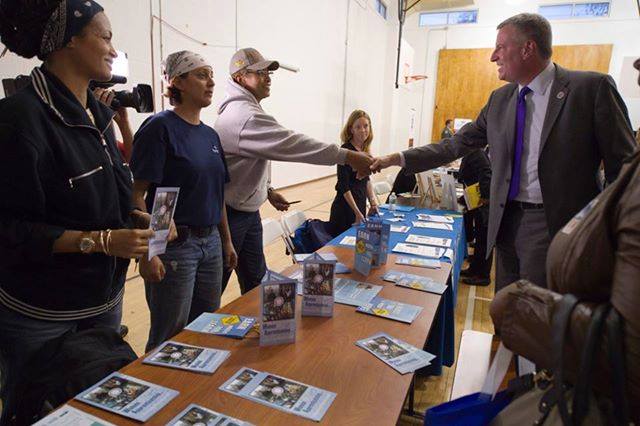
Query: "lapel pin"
556 91 565 99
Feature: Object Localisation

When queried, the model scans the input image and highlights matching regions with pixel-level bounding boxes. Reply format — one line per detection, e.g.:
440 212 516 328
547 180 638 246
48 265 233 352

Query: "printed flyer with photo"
366 219 390 266
382 271 447 295
395 256 441 269
143 341 229 374
34 405 115 426
415 213 454 223
185 312 256 339
392 243 445 258
75 372 178 422
167 403 254 426
356 332 437 374
260 271 297 346
334 278 383 307
405 234 452 248
220 368 336 422
356 296 423 324
411 221 454 231
302 253 336 317
354 227 375 276
148 187 180 260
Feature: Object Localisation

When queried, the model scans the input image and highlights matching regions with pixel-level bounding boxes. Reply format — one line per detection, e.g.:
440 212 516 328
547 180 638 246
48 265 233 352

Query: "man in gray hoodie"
216 47 372 295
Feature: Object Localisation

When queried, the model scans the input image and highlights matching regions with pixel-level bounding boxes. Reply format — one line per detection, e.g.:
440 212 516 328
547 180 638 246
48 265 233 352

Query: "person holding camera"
130 51 237 352
0 0 155 420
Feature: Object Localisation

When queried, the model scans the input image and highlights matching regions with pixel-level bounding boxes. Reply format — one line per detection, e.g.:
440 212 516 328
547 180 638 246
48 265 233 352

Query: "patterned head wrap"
40 0 104 57
162 50 210 84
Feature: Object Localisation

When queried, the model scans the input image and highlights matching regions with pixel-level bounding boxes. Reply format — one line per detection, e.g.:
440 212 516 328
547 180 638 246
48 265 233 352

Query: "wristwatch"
79 232 96 254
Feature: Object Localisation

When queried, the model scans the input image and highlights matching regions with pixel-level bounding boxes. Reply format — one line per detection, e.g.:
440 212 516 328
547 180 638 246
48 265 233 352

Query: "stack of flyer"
34 405 114 425
143 341 230 374
167 403 253 425
220 368 336 422
382 271 448 295
334 278 383 307
185 312 256 339
74 372 178 422
366 219 390 267
405 234 452 248
416 213 454 223
392 242 454 260
356 332 437 374
302 252 336 317
260 271 297 346
356 296 423 324
395 256 441 269
411 221 453 231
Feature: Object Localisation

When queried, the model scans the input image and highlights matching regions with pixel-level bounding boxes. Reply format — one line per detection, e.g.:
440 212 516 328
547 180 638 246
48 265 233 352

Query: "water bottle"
389 192 397 212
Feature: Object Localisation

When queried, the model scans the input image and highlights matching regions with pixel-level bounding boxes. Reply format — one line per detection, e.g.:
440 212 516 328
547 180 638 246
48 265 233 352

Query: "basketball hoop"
404 74 428 84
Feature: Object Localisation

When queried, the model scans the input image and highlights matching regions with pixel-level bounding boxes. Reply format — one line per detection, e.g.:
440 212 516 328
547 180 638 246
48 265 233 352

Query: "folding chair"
373 180 392 205
280 210 308 262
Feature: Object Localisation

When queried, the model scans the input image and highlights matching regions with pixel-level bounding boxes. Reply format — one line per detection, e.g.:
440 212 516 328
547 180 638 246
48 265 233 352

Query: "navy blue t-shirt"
130 110 230 227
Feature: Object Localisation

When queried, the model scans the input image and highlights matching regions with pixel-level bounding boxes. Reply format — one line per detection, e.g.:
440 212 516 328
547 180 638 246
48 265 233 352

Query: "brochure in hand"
260 271 297 346
148 187 180 260
395 256 441 269
302 252 336 317
142 341 229 374
405 234 452 248
334 278 383 307
220 367 337 422
415 213 453 223
34 405 115 426
356 332 437 374
75 372 178 422
167 403 254 426
356 296 423 324
382 270 448 295
185 312 256 339
411 221 454 231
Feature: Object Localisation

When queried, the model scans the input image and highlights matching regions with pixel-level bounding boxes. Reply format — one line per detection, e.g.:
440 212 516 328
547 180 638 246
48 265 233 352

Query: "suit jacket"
403 64 636 252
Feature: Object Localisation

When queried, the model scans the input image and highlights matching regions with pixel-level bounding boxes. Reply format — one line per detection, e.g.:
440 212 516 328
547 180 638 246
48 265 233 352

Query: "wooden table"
69 246 452 425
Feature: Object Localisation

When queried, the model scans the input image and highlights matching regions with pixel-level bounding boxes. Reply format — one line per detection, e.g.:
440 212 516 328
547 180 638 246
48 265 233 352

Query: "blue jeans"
144 229 223 352
0 300 122 422
222 206 266 295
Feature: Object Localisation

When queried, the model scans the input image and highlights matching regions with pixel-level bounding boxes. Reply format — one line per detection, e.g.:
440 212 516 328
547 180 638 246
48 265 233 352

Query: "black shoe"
119 325 129 338
460 267 476 278
461 276 491 286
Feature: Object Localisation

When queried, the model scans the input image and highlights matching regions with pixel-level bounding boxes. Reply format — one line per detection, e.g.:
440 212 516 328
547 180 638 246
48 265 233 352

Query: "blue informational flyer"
260 271 297 346
395 256 441 269
34 405 115 425
354 227 375 276
382 270 448 295
334 278 383 307
356 296 423 324
366 219 390 267
220 367 337 422
185 312 256 339
142 341 230 374
166 403 254 426
302 253 336 317
74 372 178 422
356 332 437 374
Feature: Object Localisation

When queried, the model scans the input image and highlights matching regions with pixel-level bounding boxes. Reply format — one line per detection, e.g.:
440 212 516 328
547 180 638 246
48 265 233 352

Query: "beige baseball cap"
229 48 279 75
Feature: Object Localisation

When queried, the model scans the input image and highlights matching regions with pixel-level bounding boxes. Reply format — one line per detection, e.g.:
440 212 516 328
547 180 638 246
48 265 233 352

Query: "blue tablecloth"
327 206 466 376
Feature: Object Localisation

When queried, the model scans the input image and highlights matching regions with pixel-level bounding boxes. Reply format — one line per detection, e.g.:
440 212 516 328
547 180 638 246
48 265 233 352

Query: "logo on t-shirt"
211 145 219 154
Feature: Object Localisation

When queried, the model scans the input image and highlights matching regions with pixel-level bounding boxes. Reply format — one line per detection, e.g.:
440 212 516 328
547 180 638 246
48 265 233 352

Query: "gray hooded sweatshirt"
215 78 348 212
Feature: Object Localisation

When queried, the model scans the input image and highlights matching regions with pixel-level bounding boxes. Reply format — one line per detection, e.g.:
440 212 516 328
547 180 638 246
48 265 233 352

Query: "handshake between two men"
344 150 403 178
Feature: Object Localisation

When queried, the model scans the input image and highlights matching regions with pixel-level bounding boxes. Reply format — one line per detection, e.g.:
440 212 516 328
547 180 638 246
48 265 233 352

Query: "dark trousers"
222 206 267 295
466 205 493 278
495 203 551 291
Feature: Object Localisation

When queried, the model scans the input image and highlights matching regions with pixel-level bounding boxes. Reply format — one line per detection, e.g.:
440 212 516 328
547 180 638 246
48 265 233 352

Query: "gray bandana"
162 50 210 83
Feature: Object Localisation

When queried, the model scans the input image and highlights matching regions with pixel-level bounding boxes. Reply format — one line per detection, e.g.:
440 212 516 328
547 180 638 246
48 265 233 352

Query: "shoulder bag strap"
552 294 580 425
607 308 630 425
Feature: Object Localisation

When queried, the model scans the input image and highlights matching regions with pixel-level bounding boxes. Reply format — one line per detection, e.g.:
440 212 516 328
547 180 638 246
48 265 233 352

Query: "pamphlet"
142 341 229 374
395 256 441 269
260 271 297 346
356 332 436 374
220 368 336 422
334 278 382 307
302 252 336 317
382 270 447 295
75 372 178 422
354 227 374 276
411 221 453 231
415 214 453 223
338 236 356 246
34 405 115 426
392 243 445 258
366 219 390 266
148 187 180 260
390 225 410 233
185 312 256 339
356 296 423 324
405 234 452 248
167 403 254 426
463 182 482 210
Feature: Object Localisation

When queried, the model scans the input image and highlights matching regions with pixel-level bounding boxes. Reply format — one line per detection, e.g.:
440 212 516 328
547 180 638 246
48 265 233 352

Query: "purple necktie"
507 86 532 200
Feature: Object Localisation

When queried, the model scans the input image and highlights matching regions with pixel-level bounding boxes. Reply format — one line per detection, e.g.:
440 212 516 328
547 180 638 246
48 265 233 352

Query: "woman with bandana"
130 51 237 352
0 0 156 420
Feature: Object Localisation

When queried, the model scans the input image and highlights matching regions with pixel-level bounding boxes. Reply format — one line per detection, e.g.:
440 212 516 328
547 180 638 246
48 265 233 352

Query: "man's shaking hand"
370 153 402 173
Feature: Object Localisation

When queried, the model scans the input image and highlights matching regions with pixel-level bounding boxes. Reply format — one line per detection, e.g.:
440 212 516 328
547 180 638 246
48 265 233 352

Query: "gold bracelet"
105 229 112 256
99 230 106 253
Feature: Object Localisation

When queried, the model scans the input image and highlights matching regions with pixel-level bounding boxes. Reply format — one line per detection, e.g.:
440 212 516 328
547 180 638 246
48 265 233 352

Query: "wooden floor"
121 167 496 424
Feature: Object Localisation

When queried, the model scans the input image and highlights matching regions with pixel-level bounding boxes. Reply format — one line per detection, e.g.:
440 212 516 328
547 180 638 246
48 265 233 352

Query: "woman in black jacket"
0 0 155 420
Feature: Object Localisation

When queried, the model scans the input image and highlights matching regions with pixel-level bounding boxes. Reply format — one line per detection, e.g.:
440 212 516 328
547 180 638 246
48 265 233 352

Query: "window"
419 9 478 27
539 2 610 20
376 0 387 19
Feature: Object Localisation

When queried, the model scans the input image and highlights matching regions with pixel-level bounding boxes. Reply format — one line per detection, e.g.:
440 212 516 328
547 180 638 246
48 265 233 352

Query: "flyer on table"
405 234 452 248
302 253 336 317
220 368 337 422
75 372 178 422
411 221 454 231
356 296 423 324
382 270 448 295
185 312 256 339
148 187 180 260
167 403 254 426
33 405 115 426
142 341 229 374
395 256 441 269
260 271 297 346
415 214 453 223
356 332 437 374
334 278 383 307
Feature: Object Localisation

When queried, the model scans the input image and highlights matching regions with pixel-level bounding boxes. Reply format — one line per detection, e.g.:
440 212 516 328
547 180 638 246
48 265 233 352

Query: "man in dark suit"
371 13 636 290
